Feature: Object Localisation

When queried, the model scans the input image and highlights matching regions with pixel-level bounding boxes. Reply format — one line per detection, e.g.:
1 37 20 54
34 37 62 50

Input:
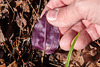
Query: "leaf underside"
32 12 60 54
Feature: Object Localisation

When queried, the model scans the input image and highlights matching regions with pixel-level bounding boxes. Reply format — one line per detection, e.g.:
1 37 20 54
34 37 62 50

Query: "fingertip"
74 24 100 50
86 24 100 41
60 29 77 51
60 38 70 51
95 24 100 36
73 30 91 50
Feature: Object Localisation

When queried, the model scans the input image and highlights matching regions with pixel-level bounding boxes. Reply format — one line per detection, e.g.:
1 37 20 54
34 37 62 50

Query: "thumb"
46 4 82 27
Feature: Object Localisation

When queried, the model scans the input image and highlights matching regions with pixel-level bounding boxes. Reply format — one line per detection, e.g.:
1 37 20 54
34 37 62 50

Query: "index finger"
41 0 74 17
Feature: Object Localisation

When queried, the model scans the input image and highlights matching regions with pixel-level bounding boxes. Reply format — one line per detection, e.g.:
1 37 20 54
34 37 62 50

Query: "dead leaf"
7 61 18 67
71 50 84 66
0 4 9 19
15 13 27 30
0 59 6 67
22 2 30 13
87 62 97 67
0 28 5 42
24 61 35 67
0 47 4 59
19 13 27 26
15 1 30 12
15 1 23 5
0 64 6 67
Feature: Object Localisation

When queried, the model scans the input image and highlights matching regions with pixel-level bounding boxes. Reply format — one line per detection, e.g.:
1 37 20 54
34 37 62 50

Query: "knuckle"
75 2 85 13
74 1 88 17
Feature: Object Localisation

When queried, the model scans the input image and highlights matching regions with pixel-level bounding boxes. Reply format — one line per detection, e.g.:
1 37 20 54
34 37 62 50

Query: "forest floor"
0 0 100 67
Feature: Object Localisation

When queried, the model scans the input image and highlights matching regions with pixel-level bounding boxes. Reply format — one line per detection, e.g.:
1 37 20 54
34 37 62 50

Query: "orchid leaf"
65 32 80 67
32 12 60 54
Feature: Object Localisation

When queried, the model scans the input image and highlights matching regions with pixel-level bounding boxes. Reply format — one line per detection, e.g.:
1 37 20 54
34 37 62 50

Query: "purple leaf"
32 12 60 54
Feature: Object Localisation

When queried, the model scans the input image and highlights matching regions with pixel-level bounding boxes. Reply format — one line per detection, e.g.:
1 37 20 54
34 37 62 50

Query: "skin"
41 0 100 51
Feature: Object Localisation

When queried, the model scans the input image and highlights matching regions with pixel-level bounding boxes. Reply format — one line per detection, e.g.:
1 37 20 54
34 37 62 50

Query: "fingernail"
47 9 59 21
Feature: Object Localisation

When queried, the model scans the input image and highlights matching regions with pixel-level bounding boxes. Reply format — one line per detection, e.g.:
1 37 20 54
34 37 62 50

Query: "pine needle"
5 0 15 23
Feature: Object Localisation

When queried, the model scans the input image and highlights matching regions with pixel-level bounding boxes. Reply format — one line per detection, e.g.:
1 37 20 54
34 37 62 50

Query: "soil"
0 0 100 67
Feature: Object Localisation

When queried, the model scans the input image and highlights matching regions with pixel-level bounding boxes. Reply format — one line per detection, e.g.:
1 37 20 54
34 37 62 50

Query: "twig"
5 0 15 23
9 41 14 54
16 38 25 64
26 0 39 34
16 38 19 51
15 1 25 8
26 0 37 15
44 0 47 6
41 51 45 67
19 11 24 36
3 41 16 61
28 48 34 61
86 61 92 67
8 0 12 3
49 62 62 67
27 0 39 20
37 0 41 13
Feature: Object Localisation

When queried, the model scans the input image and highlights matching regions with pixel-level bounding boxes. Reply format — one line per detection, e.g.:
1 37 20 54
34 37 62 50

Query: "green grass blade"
65 32 80 67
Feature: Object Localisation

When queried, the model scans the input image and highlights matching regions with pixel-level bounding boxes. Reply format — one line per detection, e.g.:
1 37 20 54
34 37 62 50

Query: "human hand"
41 0 100 51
